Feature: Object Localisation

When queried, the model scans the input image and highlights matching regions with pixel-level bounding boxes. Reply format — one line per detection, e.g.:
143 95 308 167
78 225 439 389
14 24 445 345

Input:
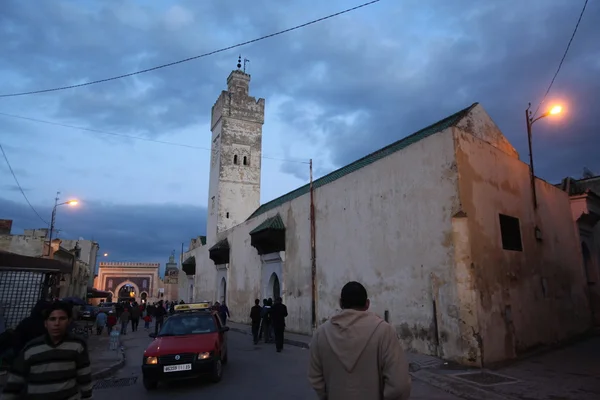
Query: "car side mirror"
149 333 156 339
220 326 230 333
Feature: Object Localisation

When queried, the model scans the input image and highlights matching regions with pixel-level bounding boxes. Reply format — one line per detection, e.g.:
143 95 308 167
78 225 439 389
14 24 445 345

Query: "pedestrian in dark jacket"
154 301 167 335
261 299 272 343
13 300 50 354
249 299 262 345
130 304 141 332
271 297 288 352
219 302 230 325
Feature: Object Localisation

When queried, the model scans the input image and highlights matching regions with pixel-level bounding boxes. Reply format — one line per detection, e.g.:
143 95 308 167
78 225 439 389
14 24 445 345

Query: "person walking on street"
95 309 107 335
308 281 411 400
261 299 272 343
120 307 130 335
250 299 262 345
154 300 167 335
271 297 288 352
2 301 93 400
130 303 141 332
107 311 117 334
219 302 230 325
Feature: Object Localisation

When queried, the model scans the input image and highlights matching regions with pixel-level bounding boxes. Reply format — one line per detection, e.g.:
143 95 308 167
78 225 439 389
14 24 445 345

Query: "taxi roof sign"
174 302 211 312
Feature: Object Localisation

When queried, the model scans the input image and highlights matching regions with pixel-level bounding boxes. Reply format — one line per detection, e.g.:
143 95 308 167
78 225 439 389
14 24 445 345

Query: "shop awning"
87 287 112 299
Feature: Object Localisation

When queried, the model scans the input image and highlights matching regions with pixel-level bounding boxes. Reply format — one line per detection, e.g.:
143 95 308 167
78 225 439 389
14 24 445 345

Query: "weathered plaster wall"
454 129 591 365
569 195 600 324
196 127 475 361
192 246 217 303
0 235 45 256
312 128 467 359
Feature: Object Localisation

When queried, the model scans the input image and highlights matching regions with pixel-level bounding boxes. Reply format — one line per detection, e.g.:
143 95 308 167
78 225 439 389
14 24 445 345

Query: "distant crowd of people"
250 297 288 352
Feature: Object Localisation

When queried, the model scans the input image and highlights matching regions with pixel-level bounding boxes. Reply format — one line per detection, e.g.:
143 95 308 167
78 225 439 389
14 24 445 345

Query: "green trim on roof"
199 236 206 245
249 214 285 235
182 256 195 265
247 103 478 220
209 238 229 252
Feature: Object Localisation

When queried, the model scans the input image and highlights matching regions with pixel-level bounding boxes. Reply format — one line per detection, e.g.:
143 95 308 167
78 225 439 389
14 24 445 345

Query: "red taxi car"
141 302 230 390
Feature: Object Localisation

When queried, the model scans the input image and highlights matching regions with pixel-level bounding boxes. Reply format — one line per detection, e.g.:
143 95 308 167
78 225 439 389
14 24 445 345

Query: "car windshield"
158 314 217 337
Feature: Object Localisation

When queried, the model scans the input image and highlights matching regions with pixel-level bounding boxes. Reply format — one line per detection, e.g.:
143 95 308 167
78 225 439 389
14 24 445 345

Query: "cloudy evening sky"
1 0 598 269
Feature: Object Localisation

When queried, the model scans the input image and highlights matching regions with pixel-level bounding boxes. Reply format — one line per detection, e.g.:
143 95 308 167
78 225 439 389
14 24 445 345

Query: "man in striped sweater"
2 301 93 400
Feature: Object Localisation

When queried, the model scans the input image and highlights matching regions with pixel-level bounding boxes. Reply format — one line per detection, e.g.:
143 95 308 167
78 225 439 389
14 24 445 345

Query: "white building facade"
185 68 592 366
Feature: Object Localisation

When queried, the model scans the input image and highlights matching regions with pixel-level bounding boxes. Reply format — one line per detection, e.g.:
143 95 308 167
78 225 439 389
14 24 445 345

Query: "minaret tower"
207 56 265 244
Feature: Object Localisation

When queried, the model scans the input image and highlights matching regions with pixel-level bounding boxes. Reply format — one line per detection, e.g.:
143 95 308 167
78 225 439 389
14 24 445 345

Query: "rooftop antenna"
243 58 250 73
237 55 242 69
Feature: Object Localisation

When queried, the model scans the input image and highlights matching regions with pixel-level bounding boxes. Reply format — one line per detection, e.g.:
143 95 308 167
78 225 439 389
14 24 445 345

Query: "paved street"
94 328 462 399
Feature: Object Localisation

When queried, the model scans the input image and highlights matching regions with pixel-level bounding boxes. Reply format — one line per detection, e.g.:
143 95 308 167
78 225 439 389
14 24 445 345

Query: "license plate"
163 364 192 373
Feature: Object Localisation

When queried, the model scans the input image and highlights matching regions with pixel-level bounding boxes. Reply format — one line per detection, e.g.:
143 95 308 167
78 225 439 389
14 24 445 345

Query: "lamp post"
525 104 562 210
47 191 78 256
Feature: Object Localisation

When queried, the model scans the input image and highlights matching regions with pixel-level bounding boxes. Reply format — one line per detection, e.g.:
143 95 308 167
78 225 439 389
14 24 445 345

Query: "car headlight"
197 352 210 360
145 356 158 365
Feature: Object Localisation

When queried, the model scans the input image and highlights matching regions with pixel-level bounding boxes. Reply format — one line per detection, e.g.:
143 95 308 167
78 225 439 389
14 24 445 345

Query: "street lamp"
525 103 563 210
47 191 79 256
103 253 108 257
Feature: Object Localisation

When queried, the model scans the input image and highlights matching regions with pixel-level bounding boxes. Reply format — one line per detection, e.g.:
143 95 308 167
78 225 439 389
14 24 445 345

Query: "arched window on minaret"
233 155 238 164
226 212 230 218
243 156 248 165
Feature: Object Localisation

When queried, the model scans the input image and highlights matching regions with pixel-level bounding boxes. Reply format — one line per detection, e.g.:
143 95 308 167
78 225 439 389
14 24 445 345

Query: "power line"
0 143 49 225
533 0 589 117
0 0 382 98
0 111 311 164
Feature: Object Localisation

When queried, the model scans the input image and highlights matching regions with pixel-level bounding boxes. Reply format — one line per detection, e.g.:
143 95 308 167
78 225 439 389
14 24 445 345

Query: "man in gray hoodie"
308 281 411 400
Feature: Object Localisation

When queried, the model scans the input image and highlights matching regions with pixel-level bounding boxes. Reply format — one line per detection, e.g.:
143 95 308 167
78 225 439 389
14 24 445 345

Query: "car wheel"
143 377 158 390
222 349 228 365
210 359 223 383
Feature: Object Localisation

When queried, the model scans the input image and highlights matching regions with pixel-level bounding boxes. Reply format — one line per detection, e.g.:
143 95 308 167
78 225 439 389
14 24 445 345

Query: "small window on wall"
233 155 238 164
499 214 523 251
226 212 230 218
243 156 248 166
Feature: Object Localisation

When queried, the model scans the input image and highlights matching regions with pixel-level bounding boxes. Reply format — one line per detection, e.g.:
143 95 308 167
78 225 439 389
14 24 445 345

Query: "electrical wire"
0 111 311 164
0 143 49 225
533 0 589 117
0 0 382 98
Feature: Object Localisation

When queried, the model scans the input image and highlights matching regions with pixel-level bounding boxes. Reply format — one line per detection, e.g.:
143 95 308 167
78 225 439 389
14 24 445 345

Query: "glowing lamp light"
549 105 562 115
66 200 78 206
103 253 108 257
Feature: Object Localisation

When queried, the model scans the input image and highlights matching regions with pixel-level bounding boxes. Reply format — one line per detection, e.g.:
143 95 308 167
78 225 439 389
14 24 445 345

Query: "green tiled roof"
209 238 229 252
182 256 195 265
247 103 478 220
249 214 285 235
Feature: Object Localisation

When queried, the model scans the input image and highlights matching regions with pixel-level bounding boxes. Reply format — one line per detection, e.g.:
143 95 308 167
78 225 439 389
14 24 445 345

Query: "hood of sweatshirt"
322 309 384 373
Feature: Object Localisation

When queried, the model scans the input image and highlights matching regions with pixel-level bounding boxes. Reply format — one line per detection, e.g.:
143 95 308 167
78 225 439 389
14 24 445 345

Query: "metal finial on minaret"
243 58 250 73
237 55 242 69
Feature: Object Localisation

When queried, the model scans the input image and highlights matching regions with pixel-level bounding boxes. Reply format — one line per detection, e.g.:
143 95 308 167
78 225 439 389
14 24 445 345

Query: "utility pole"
309 159 317 329
47 192 60 256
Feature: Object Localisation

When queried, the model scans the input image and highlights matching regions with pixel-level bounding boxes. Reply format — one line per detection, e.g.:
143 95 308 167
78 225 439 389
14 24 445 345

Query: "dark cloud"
1 0 595 183
0 197 206 264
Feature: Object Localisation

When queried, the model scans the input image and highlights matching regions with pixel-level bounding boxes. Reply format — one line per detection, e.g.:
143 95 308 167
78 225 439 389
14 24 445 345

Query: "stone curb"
91 346 126 381
229 326 310 349
411 369 518 400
